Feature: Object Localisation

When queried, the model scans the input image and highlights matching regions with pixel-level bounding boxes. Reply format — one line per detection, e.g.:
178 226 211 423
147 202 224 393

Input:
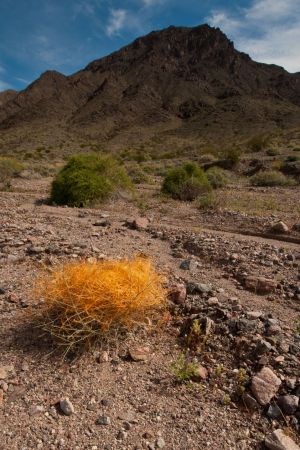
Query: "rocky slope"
1 24 300 146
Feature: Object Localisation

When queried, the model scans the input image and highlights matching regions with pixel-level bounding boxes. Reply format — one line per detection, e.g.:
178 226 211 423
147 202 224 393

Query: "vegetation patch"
35 257 167 351
162 162 211 201
50 153 132 207
206 167 229 189
250 170 293 187
0 156 23 189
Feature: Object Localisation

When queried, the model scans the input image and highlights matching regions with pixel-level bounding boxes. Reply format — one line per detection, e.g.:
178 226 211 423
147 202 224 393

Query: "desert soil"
0 177 300 450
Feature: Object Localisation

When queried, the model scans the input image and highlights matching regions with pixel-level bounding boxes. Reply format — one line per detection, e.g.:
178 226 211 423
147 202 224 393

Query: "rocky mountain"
0 89 17 107
1 24 300 147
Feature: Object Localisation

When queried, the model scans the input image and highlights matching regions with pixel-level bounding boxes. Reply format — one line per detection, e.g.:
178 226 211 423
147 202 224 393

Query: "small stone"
191 365 208 381
0 288 5 295
180 259 198 272
97 351 109 363
59 398 74 416
117 430 127 440
241 393 260 411
251 367 281 405
132 217 149 230
117 411 136 422
155 437 166 449
277 395 299 415
246 310 263 319
129 346 150 362
265 429 300 450
270 221 289 234
28 405 45 416
168 284 186 305
267 403 282 419
95 416 111 425
207 297 219 305
186 282 212 295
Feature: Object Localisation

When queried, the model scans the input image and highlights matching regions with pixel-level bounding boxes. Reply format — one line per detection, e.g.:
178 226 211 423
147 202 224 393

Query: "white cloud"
0 80 11 91
207 0 300 73
142 0 164 6
106 9 127 36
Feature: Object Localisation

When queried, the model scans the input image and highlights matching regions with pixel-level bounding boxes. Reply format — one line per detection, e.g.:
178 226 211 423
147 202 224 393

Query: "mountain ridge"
1 24 300 151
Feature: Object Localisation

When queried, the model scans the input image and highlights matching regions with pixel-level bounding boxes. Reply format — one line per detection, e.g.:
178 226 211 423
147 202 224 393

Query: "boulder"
251 367 281 405
265 429 300 450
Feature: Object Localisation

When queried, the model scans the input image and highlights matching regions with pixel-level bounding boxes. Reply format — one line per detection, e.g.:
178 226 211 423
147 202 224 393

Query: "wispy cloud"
106 9 127 36
207 0 300 72
15 77 30 84
0 66 5 74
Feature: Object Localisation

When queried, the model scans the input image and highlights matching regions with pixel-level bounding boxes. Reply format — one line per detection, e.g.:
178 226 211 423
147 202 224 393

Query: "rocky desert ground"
0 172 299 450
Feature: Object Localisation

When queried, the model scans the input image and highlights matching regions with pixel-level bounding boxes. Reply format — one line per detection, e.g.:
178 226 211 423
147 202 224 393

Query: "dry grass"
35 257 167 352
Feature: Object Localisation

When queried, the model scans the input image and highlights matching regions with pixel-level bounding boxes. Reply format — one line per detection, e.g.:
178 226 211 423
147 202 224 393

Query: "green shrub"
0 157 23 188
286 155 300 162
162 162 211 201
248 134 270 152
223 148 240 167
250 170 292 187
194 191 219 210
206 167 229 189
127 164 149 184
266 148 279 156
50 153 132 207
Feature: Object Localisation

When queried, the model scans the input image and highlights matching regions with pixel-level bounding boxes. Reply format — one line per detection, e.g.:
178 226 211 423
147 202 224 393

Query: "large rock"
132 217 149 230
251 367 281 405
265 429 300 450
270 221 289 234
243 276 276 295
277 395 299 415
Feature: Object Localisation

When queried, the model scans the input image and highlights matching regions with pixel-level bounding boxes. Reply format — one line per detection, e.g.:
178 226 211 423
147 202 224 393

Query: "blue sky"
0 0 300 92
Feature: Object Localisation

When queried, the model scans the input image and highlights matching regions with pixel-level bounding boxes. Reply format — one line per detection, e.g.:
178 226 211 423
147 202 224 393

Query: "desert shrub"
35 257 167 350
247 134 270 152
206 167 229 189
286 155 300 162
162 162 211 201
198 153 217 165
171 353 199 383
0 157 23 188
50 153 132 207
127 164 149 184
223 148 240 167
250 170 292 187
194 191 219 210
266 148 279 156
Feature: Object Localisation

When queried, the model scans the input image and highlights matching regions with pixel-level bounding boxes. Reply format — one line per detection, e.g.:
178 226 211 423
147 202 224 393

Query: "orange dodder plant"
35 257 167 351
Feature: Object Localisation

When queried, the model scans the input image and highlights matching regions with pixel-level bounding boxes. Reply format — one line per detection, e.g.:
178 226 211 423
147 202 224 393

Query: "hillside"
1 24 300 153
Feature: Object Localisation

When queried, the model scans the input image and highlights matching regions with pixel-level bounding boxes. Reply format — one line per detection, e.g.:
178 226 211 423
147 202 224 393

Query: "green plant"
194 191 219 210
247 134 270 152
250 170 293 187
185 319 207 352
127 164 149 184
50 153 132 207
0 157 23 189
223 148 240 167
162 162 211 201
171 353 199 383
206 167 229 189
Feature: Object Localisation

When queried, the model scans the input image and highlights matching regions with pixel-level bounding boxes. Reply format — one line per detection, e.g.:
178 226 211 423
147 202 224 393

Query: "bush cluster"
206 167 229 189
0 157 23 189
161 162 211 201
50 153 132 207
250 170 292 187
